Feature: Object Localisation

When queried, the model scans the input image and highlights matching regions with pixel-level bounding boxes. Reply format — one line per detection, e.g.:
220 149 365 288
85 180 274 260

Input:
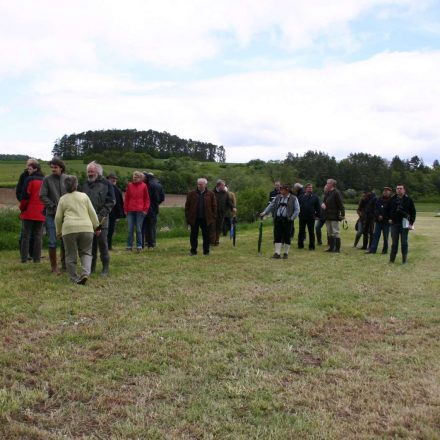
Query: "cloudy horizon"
0 0 439 165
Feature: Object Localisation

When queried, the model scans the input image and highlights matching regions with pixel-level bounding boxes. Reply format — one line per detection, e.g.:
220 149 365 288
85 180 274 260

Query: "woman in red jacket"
19 162 46 263
124 171 150 251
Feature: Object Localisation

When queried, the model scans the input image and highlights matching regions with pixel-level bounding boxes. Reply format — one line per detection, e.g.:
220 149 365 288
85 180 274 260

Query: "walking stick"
257 219 263 255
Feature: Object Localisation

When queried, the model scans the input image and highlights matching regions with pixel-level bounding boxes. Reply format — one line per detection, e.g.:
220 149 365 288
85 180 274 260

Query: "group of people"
16 157 416 285
352 185 416 263
263 179 416 264
16 157 165 284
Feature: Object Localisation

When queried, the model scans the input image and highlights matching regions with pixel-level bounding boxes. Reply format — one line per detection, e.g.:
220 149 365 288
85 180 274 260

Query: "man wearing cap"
366 186 392 254
142 172 165 249
388 184 416 264
260 184 300 259
107 172 125 251
321 178 345 253
211 179 235 246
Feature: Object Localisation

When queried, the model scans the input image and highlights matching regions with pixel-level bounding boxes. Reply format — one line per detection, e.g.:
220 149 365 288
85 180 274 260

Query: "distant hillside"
52 129 226 162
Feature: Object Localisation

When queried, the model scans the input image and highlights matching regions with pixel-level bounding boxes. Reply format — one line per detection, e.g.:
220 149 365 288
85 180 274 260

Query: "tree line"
51 129 226 163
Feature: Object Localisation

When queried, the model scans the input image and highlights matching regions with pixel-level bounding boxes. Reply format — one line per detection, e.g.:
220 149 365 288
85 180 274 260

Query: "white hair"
87 161 103 176
197 177 208 185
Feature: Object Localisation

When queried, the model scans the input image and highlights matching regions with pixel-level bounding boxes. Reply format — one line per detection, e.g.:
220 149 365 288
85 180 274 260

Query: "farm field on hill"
0 212 439 438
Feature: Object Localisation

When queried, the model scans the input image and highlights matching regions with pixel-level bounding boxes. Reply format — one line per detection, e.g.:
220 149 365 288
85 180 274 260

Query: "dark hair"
49 157 66 172
64 175 78 193
29 162 42 173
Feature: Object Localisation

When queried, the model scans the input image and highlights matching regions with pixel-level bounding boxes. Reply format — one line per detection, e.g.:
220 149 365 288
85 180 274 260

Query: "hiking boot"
271 253 281 259
77 275 88 285
282 253 288 259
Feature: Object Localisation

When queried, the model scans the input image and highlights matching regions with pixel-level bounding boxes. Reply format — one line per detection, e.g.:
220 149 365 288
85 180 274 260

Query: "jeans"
127 211 145 249
390 223 409 257
45 215 58 249
370 222 390 253
315 218 325 244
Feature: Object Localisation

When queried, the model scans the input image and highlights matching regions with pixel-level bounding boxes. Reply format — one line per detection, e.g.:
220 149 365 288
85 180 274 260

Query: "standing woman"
19 161 45 263
124 171 150 251
55 175 100 284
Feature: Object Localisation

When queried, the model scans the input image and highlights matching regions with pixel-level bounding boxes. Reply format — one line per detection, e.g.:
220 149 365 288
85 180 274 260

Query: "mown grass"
0 212 439 439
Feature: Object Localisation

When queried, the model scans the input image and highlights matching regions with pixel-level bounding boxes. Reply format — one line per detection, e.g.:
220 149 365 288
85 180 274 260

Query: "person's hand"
56 233 62 240
95 229 102 236
321 203 326 210
232 208 237 213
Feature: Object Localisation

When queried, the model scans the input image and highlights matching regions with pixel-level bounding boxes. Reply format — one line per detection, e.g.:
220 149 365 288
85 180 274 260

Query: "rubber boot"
49 248 59 273
101 260 109 277
325 237 335 252
334 238 341 253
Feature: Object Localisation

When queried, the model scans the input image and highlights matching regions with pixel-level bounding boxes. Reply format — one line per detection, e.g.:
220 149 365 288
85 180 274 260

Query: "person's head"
107 172 118 185
143 172 154 183
64 175 78 193
87 161 103 182
26 158 38 169
280 184 292 196
197 177 208 192
383 186 392 197
132 171 144 182
27 161 41 175
49 157 65 176
274 181 281 190
326 178 337 190
216 179 226 191
323 183 329 193
396 184 406 197
305 183 313 194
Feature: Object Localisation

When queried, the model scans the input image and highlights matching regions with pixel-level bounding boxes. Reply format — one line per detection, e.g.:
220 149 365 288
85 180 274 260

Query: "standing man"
260 184 300 259
366 186 392 255
388 184 416 264
142 172 165 249
211 179 235 246
298 183 321 250
80 161 115 276
269 181 281 202
107 172 125 251
39 157 68 273
321 178 345 253
185 178 217 256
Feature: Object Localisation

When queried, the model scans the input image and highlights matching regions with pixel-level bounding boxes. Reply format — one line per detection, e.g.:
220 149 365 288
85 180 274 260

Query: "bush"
236 188 268 223
0 208 21 250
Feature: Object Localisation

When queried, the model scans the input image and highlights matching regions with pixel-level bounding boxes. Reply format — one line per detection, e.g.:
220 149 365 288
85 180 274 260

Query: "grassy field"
1 211 440 439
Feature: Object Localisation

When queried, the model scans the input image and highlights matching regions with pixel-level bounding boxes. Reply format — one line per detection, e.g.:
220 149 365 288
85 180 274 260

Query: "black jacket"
80 176 115 226
147 177 165 215
298 192 320 220
388 194 416 225
374 196 391 222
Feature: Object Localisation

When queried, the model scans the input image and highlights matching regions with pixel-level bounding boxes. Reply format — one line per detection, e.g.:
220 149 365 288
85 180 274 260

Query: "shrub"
236 188 268 223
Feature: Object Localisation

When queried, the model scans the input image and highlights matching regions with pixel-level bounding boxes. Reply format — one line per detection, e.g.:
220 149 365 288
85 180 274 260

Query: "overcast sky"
0 0 439 164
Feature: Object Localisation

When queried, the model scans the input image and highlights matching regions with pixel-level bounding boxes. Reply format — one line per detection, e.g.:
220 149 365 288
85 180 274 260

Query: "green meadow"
1 209 439 439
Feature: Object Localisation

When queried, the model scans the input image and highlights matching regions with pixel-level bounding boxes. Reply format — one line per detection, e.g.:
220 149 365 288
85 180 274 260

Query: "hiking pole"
257 218 263 255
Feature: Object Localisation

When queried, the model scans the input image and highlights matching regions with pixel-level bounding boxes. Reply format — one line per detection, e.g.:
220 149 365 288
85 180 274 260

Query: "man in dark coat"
366 186 392 254
322 178 345 253
80 161 115 275
211 179 235 245
107 172 125 251
185 178 217 256
388 184 416 264
142 172 165 249
298 183 321 250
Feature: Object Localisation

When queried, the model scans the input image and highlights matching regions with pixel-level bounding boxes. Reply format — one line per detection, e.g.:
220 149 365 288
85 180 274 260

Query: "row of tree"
51 129 226 162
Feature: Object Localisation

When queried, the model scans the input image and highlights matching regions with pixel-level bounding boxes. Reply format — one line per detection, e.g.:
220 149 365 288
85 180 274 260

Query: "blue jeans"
127 211 145 249
370 222 389 253
45 215 58 249
390 223 409 257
